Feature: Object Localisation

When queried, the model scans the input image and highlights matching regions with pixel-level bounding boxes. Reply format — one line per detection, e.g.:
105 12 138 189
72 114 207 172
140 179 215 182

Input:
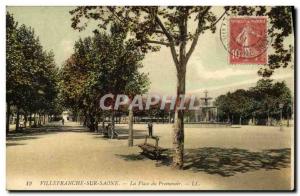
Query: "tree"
6 12 24 133
60 24 149 132
70 6 294 168
214 93 233 122
249 79 292 123
70 6 225 168
229 90 254 124
215 79 292 125
6 12 61 132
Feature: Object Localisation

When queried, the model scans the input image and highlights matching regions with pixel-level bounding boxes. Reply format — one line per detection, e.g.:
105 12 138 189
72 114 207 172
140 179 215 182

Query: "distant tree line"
214 79 292 125
6 12 62 133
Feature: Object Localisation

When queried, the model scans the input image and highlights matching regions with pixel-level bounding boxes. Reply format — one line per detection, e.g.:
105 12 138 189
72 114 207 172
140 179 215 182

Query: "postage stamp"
228 17 268 64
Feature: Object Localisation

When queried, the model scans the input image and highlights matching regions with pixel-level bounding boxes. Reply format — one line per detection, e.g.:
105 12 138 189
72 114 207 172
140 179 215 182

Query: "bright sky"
7 6 294 98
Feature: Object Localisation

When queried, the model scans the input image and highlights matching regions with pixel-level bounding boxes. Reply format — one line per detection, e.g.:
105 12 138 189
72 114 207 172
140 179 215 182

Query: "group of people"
61 117 155 137
104 121 154 138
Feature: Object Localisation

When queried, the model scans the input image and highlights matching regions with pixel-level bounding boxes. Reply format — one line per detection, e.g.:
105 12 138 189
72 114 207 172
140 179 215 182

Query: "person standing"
148 121 153 137
62 118 64 125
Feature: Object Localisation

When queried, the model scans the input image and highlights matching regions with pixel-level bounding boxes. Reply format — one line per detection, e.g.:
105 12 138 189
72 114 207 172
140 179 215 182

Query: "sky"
7 6 295 98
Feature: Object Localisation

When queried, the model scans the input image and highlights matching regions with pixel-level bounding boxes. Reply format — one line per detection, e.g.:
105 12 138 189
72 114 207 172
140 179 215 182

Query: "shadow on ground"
116 154 147 161
6 124 88 147
117 147 291 177
6 130 59 147
6 142 26 147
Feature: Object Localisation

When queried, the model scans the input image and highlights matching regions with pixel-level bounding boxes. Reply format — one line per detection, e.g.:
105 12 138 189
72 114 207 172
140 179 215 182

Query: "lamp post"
279 103 284 131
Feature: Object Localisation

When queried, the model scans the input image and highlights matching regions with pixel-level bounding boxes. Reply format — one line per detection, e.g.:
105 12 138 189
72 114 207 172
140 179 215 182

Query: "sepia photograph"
5 5 295 191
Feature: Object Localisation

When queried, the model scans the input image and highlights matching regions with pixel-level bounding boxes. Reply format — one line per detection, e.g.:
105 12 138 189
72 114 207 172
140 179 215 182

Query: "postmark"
220 16 269 65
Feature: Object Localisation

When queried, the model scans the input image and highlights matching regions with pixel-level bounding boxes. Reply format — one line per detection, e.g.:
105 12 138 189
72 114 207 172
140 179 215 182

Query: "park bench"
138 136 167 160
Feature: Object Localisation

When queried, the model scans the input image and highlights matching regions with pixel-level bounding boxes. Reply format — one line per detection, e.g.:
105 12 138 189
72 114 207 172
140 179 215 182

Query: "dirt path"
6 122 294 190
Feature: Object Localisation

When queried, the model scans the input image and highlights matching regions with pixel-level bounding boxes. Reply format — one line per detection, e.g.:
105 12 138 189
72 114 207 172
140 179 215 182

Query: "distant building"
62 111 72 121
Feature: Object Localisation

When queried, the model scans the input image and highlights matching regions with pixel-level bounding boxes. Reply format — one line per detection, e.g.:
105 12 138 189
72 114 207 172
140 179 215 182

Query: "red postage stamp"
229 17 268 65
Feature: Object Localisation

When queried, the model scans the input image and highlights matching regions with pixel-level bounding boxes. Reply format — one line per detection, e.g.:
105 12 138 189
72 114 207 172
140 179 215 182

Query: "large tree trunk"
173 68 186 169
128 108 133 147
102 118 105 133
24 112 28 128
6 103 11 135
111 111 115 138
43 114 46 125
88 114 96 132
16 107 20 131
83 115 87 126
267 111 270 126
29 113 32 127
38 113 42 126
34 113 37 127
95 116 99 132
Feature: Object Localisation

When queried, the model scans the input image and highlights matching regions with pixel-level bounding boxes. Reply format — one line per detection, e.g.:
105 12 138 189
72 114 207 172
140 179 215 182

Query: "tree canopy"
70 6 294 77
214 79 292 125
59 24 149 131
6 12 61 131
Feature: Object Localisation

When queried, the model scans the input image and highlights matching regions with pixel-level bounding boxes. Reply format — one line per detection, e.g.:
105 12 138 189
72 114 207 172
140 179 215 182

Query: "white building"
62 111 71 121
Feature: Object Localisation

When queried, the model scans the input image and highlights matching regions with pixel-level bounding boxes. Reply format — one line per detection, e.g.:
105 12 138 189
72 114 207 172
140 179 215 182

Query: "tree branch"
179 8 188 67
140 7 179 67
107 7 127 24
185 7 211 62
145 39 170 46
154 14 179 67
203 10 227 31
153 30 165 34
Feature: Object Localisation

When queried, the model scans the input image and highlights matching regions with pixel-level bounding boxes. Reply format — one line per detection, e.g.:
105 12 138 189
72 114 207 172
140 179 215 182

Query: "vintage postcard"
6 6 295 191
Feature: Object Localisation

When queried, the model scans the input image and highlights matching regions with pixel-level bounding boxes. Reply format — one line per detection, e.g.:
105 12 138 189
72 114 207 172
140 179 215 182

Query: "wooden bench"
138 136 167 160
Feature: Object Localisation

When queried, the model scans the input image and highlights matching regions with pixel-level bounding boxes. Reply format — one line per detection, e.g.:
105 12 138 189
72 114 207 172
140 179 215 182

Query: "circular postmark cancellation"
220 16 272 65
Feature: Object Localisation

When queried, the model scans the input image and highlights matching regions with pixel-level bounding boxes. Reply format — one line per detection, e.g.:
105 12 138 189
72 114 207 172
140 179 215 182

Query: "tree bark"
102 118 105 133
88 114 96 132
128 108 133 147
83 115 87 126
172 68 186 169
38 113 42 126
29 113 32 127
34 113 37 127
24 112 28 128
111 111 115 138
16 107 20 131
43 114 46 125
95 116 99 132
6 103 11 135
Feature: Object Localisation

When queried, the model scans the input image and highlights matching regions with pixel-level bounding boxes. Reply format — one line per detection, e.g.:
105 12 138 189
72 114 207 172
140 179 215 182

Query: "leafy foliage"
69 6 294 168
59 24 149 131
6 12 61 130
214 79 292 124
